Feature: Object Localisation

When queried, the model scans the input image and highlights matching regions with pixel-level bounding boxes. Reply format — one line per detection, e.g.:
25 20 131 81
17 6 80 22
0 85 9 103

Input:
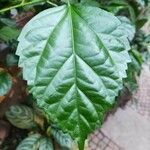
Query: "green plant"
5 105 38 129
5 104 76 150
16 3 132 149
16 134 54 150
0 70 12 96
0 0 149 150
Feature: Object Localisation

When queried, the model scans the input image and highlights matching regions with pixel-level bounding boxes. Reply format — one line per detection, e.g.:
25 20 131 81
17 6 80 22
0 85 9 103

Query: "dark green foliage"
0 0 149 149
16 134 54 150
6 53 19 66
50 125 75 149
5 105 38 129
0 71 12 96
0 26 20 42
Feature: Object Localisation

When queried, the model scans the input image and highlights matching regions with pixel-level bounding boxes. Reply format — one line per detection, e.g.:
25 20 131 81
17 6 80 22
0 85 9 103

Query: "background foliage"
0 0 149 149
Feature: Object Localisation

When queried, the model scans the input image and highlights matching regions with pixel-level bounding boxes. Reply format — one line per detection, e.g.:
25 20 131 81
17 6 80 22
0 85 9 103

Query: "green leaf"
61 0 78 4
39 138 54 150
50 125 76 149
5 105 37 129
16 4 131 149
0 71 12 96
0 26 20 42
124 48 143 92
81 0 100 7
16 134 54 150
136 18 148 29
6 53 19 67
130 49 143 72
136 0 148 7
125 65 138 92
117 16 135 41
101 0 127 14
33 102 46 118
0 18 16 27
16 134 41 150
145 34 150 43
107 0 136 23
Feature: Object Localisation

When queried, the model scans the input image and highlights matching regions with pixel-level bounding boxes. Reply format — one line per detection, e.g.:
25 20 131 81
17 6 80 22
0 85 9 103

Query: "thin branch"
67 0 70 6
46 0 58 7
0 0 57 13
0 3 23 13
21 0 26 5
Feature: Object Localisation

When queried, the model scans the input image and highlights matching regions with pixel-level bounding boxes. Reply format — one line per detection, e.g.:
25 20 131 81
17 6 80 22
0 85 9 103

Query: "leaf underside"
16 4 130 150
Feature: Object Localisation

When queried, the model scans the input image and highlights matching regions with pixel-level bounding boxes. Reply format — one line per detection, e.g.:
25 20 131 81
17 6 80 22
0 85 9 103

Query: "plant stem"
0 0 57 13
46 0 58 7
21 0 26 5
67 0 70 6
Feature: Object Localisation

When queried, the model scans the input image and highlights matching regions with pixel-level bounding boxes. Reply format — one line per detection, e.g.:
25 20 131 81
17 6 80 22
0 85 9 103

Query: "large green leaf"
0 71 12 96
16 4 131 149
117 16 135 41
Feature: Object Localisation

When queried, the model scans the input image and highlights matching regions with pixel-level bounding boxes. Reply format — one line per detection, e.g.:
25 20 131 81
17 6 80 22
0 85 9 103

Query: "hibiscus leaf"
16 4 130 149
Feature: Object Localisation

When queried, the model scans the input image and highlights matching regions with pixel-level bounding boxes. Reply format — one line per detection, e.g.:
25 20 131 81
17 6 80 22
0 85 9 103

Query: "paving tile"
128 65 150 119
88 65 150 150
88 130 122 150
101 107 150 150
105 147 112 150
103 137 109 144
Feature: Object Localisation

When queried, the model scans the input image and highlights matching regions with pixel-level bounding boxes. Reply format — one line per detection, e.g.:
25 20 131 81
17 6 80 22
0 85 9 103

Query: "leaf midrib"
68 5 82 139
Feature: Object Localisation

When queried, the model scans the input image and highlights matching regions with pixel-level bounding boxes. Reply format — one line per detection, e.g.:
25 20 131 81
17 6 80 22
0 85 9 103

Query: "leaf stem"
67 0 70 6
46 0 58 7
21 0 26 5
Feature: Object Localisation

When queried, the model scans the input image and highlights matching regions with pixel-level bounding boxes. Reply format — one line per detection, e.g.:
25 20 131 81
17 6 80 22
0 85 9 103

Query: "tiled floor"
89 130 123 150
88 64 150 150
129 66 150 119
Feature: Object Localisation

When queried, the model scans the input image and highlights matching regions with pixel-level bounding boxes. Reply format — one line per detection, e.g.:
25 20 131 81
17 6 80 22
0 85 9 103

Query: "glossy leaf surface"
16 4 131 149
118 16 135 41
